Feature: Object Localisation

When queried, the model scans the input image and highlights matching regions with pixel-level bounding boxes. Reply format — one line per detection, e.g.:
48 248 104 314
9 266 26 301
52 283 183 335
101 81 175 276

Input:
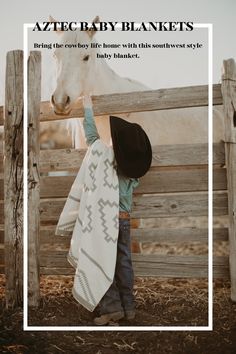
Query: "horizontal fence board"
0 142 225 175
0 224 229 245
0 250 229 278
13 251 227 278
40 148 86 173
132 192 228 219
40 267 74 275
39 167 226 198
131 227 228 243
0 84 223 125
132 255 228 278
0 225 227 245
37 192 228 225
0 144 225 178
38 84 222 122
39 143 225 173
38 226 228 246
0 192 229 224
39 253 230 278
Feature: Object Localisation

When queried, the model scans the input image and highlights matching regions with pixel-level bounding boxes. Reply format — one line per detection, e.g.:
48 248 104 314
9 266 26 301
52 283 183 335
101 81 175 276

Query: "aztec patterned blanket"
55 139 119 311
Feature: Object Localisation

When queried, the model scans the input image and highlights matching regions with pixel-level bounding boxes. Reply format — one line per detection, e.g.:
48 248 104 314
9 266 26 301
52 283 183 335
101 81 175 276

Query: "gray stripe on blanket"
67 249 78 269
56 220 75 228
70 252 97 307
69 194 80 202
72 287 95 312
77 216 83 226
78 269 97 306
81 248 113 283
75 272 91 304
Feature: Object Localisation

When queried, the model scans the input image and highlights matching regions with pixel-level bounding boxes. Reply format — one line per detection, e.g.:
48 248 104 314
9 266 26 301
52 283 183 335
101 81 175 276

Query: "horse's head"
51 16 99 115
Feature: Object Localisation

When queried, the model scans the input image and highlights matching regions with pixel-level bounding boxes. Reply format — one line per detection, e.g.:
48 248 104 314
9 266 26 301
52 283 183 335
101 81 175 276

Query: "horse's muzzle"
51 95 71 115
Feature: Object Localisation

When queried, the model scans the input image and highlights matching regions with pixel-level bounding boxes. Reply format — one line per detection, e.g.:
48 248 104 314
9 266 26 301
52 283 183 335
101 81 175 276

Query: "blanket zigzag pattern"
98 198 119 243
82 205 93 233
55 139 119 311
103 158 119 190
84 162 97 192
92 149 102 157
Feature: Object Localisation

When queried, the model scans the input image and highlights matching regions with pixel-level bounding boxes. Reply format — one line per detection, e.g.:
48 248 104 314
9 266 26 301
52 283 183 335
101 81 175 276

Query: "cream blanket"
55 139 119 311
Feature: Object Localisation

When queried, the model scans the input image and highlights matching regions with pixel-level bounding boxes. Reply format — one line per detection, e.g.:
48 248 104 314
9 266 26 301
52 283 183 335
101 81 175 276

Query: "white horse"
50 16 224 149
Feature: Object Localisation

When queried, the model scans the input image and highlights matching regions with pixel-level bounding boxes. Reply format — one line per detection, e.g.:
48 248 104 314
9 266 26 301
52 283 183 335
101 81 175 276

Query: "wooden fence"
0 50 236 308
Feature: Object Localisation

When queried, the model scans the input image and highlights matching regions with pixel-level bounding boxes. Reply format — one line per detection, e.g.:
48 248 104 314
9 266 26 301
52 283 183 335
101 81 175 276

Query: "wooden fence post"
28 51 41 306
221 58 236 301
4 50 23 308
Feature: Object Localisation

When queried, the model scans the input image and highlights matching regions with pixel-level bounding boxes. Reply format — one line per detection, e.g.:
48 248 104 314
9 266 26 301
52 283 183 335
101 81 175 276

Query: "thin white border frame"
23 23 213 331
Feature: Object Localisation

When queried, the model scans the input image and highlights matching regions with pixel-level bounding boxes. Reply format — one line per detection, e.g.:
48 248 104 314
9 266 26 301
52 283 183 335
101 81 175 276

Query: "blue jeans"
98 218 135 315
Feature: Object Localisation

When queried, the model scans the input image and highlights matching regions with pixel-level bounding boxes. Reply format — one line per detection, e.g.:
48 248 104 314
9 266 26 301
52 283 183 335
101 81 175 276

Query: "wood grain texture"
221 58 236 301
0 248 229 278
3 250 224 278
0 201 3 224
0 84 223 125
38 84 223 122
4 50 23 308
0 140 3 174
36 252 228 278
131 227 228 243
38 167 226 199
132 192 228 218
222 58 236 143
38 143 225 173
28 51 41 307
0 107 3 126
0 225 228 246
36 192 228 224
38 226 228 245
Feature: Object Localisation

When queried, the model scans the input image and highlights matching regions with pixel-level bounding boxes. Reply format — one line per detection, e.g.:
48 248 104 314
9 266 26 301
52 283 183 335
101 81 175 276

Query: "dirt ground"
0 275 236 354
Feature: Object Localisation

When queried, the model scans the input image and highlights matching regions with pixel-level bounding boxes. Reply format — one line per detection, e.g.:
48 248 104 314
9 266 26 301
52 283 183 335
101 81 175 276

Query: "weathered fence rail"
221 58 236 301
0 50 236 308
3 50 23 308
28 51 41 306
0 83 223 126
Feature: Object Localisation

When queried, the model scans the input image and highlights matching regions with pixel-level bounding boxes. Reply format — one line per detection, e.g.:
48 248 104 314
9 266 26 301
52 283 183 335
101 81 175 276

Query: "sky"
0 0 235 104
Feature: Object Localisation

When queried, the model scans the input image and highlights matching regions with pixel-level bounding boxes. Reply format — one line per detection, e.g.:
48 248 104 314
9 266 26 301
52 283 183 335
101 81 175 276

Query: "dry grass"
0 239 235 353
1 273 236 353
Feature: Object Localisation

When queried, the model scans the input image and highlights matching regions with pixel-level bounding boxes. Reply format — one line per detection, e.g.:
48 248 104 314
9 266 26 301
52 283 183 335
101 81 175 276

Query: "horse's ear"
49 15 63 34
92 16 100 24
87 16 100 38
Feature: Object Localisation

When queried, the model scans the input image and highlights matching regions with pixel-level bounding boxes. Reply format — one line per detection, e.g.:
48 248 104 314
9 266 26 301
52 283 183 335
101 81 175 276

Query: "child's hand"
82 94 93 109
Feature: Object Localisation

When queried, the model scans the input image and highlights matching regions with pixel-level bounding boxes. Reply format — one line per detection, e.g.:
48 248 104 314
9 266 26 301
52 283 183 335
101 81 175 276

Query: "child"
82 95 152 325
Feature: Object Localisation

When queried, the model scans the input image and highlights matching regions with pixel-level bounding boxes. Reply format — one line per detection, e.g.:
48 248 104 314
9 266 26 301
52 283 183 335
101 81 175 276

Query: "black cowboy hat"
110 116 152 178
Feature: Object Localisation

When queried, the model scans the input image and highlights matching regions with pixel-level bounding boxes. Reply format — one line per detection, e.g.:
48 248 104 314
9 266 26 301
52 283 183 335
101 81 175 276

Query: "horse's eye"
83 55 89 61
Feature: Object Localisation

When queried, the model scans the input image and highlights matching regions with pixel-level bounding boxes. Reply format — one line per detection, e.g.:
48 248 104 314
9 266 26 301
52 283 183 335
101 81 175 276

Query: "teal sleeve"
131 178 139 188
83 107 100 146
118 176 140 212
